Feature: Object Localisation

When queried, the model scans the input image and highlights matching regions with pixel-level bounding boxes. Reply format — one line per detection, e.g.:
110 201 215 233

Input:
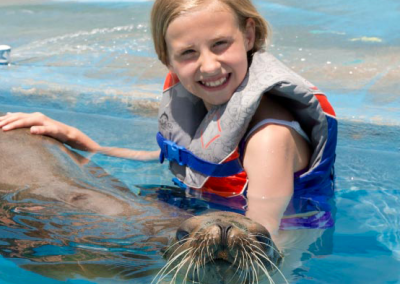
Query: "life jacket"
157 50 337 228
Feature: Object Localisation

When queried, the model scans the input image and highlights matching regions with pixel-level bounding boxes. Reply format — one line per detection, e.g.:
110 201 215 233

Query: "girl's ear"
244 18 256 52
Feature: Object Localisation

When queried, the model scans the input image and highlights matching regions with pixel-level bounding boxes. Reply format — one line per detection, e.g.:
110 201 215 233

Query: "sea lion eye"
176 229 190 242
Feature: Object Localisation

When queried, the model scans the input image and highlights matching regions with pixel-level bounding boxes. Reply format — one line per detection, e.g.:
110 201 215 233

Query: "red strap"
201 150 247 197
315 94 336 117
163 72 180 91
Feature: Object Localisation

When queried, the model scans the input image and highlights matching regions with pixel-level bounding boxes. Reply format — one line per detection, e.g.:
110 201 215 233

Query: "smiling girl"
0 0 337 234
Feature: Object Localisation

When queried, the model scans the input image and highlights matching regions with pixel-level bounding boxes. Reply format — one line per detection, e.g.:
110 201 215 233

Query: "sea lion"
0 125 283 283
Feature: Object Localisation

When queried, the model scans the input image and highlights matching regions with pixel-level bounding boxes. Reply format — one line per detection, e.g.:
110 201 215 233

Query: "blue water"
0 0 400 283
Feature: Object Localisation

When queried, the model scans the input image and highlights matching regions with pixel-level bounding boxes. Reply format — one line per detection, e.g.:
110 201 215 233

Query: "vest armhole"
163 72 180 91
315 94 336 117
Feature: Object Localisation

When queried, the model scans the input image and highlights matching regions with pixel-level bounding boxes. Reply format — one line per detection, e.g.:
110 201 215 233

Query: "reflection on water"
0 199 168 282
337 121 400 191
337 189 400 261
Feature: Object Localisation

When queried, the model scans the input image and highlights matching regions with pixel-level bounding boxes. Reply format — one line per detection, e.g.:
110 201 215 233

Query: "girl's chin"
203 96 231 108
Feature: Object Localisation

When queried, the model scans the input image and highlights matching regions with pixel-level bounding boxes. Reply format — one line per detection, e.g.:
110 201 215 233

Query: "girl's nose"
199 52 221 75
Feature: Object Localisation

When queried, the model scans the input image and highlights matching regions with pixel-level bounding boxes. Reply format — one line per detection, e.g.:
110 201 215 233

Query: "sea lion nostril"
225 225 232 237
219 224 232 245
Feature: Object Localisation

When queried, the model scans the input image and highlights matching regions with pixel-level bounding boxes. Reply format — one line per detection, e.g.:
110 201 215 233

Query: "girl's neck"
204 101 213 111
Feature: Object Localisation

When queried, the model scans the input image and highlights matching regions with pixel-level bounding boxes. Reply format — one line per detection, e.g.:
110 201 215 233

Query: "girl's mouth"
199 74 231 90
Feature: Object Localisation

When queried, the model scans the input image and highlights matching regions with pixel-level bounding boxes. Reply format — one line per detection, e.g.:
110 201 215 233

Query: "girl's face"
165 2 255 108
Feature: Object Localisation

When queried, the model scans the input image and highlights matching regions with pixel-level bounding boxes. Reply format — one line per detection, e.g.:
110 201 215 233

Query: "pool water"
0 0 399 283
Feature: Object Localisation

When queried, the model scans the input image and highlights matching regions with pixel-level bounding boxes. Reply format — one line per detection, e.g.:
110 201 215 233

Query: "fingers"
29 124 62 140
0 112 89 150
30 126 48 135
0 112 46 131
0 112 24 130
0 112 64 141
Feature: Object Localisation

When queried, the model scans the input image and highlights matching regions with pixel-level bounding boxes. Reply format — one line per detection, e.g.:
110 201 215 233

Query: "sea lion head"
157 211 283 284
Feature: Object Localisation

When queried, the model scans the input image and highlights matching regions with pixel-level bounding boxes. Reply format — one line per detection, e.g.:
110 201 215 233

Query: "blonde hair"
151 0 270 66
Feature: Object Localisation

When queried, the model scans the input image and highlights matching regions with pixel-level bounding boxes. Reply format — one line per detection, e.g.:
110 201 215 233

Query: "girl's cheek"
179 63 197 76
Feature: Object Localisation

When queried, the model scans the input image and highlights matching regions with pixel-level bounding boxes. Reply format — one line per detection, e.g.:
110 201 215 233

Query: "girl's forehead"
166 5 239 42
178 0 234 18
168 1 239 33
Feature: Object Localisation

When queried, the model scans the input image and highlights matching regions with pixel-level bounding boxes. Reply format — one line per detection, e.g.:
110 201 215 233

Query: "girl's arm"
243 123 297 235
242 97 311 235
0 112 160 161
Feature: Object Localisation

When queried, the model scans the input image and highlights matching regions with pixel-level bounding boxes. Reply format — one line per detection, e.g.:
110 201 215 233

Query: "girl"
0 0 337 234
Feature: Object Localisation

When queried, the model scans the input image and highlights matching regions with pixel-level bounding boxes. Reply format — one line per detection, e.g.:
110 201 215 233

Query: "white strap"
244 118 311 143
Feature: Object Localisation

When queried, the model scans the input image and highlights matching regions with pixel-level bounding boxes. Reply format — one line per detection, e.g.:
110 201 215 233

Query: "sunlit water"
0 0 399 283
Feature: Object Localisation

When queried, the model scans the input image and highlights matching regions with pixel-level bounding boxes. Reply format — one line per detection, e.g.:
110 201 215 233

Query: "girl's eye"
213 40 229 52
182 49 194 55
180 49 196 58
214 40 227 47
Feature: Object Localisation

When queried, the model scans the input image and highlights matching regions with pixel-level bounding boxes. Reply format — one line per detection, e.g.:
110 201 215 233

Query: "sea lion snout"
159 211 284 284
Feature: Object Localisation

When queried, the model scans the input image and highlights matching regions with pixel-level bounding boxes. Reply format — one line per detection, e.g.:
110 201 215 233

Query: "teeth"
202 76 227 87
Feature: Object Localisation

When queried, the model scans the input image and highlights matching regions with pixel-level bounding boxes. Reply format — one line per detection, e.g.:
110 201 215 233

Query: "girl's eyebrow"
209 33 232 41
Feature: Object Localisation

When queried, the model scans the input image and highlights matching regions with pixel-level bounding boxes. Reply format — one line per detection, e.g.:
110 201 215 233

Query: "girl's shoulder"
244 94 311 172
249 94 294 128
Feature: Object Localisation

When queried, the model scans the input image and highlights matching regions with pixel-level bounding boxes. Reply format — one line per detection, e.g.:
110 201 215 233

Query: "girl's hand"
1 112 67 140
0 112 100 151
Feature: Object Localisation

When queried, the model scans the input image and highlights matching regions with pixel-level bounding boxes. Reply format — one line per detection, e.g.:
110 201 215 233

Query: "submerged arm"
97 147 160 161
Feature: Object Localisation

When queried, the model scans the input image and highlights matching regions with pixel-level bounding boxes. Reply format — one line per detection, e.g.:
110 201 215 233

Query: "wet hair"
151 0 271 66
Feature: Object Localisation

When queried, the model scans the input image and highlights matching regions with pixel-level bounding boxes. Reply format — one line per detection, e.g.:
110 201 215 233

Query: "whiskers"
152 231 211 284
153 231 286 284
227 235 288 284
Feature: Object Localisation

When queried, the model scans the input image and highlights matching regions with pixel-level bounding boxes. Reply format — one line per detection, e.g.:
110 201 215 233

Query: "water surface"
0 0 399 283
